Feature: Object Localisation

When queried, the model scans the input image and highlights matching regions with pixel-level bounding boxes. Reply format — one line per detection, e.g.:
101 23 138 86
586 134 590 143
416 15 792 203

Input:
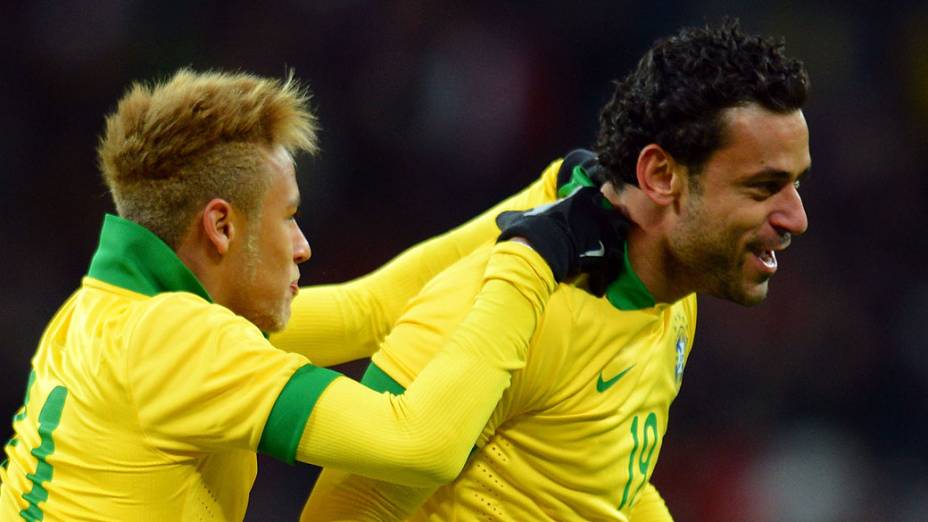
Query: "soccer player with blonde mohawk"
297 19 811 521
0 69 629 520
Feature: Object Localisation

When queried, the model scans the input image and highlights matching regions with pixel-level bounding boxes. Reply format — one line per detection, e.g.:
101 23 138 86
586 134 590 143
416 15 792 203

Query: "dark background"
2 1 926 520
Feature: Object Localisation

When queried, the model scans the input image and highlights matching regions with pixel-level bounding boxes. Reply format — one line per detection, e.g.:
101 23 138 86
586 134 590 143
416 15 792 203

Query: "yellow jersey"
1 215 338 521
303 154 696 521
371 245 695 521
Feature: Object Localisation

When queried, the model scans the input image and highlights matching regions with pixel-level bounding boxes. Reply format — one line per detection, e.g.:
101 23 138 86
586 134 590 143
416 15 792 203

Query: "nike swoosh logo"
596 364 635 393
580 241 606 258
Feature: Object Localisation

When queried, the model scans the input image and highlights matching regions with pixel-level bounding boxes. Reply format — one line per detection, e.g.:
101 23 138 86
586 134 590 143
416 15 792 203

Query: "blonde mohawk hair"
98 69 318 248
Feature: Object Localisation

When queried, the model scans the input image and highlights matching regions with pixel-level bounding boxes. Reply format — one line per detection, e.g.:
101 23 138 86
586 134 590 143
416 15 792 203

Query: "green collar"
604 236 656 311
557 164 595 198
87 214 212 302
560 162 656 311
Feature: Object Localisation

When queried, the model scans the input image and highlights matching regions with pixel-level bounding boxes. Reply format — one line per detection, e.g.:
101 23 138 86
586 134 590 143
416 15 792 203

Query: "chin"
711 278 769 307
737 281 770 307
276 312 292 332
264 314 289 333
246 309 288 334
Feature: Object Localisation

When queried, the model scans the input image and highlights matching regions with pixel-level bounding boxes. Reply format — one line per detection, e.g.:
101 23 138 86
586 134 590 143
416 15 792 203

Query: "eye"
793 180 801 190
749 181 781 199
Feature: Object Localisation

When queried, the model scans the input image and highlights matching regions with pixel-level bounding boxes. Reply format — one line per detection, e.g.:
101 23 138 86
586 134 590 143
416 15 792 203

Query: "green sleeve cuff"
258 364 342 464
360 362 407 394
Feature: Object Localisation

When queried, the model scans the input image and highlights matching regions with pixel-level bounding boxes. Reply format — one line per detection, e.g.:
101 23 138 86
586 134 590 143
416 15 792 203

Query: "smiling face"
668 104 810 305
225 145 311 332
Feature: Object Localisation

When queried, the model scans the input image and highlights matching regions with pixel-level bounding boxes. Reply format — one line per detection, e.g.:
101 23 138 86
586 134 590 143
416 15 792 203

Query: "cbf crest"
671 313 688 386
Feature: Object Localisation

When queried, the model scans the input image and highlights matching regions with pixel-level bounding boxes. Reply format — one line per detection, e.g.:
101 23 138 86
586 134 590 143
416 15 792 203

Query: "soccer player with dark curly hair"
295 19 811 521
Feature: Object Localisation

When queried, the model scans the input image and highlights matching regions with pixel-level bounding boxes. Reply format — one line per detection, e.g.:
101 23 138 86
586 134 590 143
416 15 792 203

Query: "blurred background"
2 1 927 520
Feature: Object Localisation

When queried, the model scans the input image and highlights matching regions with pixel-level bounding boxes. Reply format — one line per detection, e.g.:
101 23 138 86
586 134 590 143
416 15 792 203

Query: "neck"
175 234 230 308
624 228 689 304
612 185 690 305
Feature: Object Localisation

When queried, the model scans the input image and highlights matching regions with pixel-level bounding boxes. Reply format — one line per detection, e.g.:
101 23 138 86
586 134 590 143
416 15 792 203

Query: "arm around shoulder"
271 159 559 366
291 242 555 486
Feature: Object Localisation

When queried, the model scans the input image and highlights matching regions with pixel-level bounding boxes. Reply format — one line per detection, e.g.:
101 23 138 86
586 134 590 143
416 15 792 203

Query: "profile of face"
225 145 311 332
669 104 810 306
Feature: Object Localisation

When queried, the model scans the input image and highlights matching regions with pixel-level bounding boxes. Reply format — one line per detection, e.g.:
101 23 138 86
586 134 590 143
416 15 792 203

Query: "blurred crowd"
1 1 926 520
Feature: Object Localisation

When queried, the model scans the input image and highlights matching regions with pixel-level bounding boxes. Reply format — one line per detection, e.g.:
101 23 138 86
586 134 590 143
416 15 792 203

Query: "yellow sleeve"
270 159 560 367
369 243 491 387
298 245 491 521
629 482 674 522
294 241 555 486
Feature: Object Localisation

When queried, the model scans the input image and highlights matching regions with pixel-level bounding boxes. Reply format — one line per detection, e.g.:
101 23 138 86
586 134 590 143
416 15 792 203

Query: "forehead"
265 144 294 171
708 104 810 179
261 144 299 202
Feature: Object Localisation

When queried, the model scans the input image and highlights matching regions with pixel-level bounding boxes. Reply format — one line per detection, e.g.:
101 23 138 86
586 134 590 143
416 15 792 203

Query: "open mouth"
758 249 777 269
751 248 778 273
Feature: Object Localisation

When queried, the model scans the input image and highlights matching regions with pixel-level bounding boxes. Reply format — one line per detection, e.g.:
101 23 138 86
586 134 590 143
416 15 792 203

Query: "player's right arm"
270 159 560 367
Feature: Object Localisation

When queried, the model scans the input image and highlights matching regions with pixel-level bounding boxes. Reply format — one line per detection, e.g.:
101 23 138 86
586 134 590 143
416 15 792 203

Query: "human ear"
635 144 684 206
201 198 236 255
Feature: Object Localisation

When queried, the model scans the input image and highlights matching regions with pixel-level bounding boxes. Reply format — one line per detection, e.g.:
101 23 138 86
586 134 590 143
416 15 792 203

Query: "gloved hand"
496 186 628 296
556 149 608 198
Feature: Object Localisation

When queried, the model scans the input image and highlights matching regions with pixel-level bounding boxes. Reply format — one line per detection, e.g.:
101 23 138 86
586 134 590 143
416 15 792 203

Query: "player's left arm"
629 482 673 521
269 159 559 367
128 241 550 488
297 242 496 520
290 241 554 486
300 243 576 520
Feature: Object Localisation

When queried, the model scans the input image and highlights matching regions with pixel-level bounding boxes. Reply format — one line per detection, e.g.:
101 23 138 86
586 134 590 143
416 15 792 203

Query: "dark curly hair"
594 19 809 186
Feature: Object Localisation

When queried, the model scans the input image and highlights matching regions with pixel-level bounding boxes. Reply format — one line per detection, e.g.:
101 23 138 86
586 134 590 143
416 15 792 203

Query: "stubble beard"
236 227 289 333
671 200 766 307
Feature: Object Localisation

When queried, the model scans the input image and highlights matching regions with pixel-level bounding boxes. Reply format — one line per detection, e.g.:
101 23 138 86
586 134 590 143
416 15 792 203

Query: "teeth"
758 250 777 269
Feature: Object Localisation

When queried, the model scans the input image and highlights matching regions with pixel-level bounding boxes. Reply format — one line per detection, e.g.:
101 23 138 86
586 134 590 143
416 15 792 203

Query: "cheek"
273 227 297 275
253 231 291 273
687 211 748 260
733 210 771 244
704 198 764 238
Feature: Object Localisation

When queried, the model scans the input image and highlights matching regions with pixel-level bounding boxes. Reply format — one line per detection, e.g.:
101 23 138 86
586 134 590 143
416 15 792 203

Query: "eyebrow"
746 166 811 184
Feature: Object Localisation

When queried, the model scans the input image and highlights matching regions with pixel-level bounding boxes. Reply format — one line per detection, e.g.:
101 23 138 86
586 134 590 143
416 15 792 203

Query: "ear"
635 144 686 206
201 198 236 255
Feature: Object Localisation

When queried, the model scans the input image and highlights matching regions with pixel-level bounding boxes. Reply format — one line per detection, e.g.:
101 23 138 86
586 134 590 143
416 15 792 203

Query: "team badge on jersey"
671 314 688 385
674 332 686 384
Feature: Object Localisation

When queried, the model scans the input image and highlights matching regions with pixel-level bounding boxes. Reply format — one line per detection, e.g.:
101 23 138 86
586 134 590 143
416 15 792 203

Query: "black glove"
556 149 609 199
496 186 628 296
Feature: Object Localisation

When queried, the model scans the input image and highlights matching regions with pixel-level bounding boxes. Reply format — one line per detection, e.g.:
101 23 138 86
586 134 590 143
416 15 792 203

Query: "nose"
292 222 311 264
770 184 808 237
